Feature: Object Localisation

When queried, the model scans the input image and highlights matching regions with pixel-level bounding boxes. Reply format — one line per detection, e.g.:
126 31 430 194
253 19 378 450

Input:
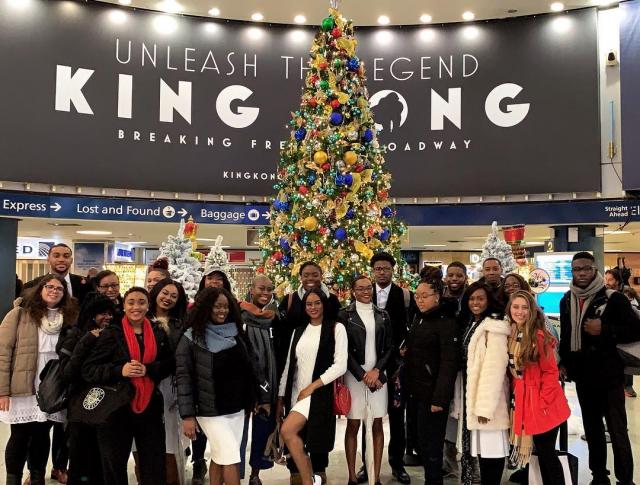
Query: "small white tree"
480 221 517 273
204 236 238 295
159 219 202 300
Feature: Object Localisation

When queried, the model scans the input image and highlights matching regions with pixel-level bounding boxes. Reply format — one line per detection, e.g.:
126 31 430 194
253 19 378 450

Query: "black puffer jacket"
81 319 173 386
56 326 99 391
404 303 460 408
175 329 258 418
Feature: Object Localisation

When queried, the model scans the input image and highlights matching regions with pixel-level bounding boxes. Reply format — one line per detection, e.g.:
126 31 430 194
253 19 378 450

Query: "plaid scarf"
508 323 533 467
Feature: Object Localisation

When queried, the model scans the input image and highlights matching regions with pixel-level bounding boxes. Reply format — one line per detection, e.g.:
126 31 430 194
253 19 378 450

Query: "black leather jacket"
338 303 393 383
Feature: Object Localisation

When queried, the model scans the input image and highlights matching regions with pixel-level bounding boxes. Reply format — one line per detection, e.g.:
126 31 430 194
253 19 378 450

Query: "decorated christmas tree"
204 236 238 295
159 219 203 300
480 221 517 273
259 4 407 301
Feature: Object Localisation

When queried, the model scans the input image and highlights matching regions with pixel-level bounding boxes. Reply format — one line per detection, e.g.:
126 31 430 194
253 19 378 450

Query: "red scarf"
122 316 157 414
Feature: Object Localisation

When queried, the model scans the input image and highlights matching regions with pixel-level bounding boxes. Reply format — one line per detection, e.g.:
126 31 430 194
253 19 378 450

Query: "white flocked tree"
203 236 238 296
480 221 517 273
159 219 202 301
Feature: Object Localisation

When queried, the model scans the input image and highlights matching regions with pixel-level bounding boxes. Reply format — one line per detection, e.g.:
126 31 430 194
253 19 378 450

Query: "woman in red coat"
506 290 571 484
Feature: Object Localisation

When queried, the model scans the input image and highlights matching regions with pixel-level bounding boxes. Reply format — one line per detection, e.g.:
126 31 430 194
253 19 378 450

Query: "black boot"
28 471 44 485
192 459 207 485
5 474 22 485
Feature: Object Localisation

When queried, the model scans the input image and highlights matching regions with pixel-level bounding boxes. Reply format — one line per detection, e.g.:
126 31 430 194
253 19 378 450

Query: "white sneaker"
312 474 323 485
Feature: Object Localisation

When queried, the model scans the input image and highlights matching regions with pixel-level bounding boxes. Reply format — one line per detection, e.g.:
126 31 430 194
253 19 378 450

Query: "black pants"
5 421 54 477
96 395 166 485
532 426 565 485
624 374 634 387
478 457 505 485
387 366 406 468
405 396 420 456
192 430 207 462
25 421 68 473
576 379 634 484
415 402 448 485
67 422 104 485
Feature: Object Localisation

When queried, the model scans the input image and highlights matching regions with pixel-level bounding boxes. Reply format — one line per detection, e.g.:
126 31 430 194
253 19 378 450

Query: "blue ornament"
330 112 343 126
381 207 393 218
335 228 347 241
379 229 390 241
344 174 353 186
335 174 346 186
279 237 290 251
346 207 355 219
294 127 306 141
362 129 374 143
282 255 292 266
347 58 360 71
307 173 317 184
301 235 309 245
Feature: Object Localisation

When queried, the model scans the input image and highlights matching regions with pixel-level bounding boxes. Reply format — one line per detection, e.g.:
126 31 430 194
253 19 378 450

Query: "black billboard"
0 1 600 197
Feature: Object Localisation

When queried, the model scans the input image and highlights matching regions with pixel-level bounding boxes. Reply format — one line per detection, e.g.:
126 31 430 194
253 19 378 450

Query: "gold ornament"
303 216 318 231
344 151 358 165
313 151 328 165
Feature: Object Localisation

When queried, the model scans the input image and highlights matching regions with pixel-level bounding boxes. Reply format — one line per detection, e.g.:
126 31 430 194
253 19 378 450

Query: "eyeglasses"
373 266 392 273
98 283 120 290
354 286 373 293
504 283 521 290
44 285 64 293
571 265 595 273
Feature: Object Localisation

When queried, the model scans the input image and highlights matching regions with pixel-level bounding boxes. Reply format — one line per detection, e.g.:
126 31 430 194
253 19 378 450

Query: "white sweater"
465 316 511 431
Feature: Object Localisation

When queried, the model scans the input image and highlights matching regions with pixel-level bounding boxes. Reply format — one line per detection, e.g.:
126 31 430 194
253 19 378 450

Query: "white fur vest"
465 316 511 431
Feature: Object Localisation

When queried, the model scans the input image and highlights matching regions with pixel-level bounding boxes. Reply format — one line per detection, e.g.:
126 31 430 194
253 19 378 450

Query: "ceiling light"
157 0 183 13
604 230 631 234
294 14 306 24
550 2 565 12
420 14 432 23
251 12 264 21
118 0 131 5
208 7 220 16
595 0 614 5
462 11 475 21
423 244 447 247
76 230 112 235
377 15 390 25
153 15 178 33
524 241 545 246
125 241 148 245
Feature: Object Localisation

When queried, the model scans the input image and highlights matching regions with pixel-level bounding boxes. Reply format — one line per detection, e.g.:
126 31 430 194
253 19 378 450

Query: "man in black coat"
559 252 639 485
23 243 90 303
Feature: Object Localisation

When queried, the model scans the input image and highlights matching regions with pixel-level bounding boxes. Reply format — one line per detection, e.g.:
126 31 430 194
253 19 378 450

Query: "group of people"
1 244 638 485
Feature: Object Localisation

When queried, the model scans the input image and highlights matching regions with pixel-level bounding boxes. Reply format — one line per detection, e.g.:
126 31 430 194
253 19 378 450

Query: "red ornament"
340 190 349 198
329 41 337 48
367 227 376 238
321 162 331 171
330 99 341 109
319 227 329 235
310 74 319 84
308 98 318 108
256 267 265 273
378 189 388 199
354 164 365 173
299 186 309 195
273 251 283 261
315 244 324 254
319 61 329 70
331 27 342 38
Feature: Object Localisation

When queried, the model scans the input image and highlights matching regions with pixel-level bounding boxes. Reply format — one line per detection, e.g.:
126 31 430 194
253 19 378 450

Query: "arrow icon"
50 203 61 212
178 208 188 217
262 211 271 220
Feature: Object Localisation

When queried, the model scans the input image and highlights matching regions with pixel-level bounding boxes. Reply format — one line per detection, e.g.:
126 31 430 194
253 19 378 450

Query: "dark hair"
197 270 232 293
149 278 188 321
92 270 119 290
447 261 467 275
299 261 322 275
300 287 332 326
123 286 149 302
419 267 445 296
504 273 531 292
77 292 116 332
49 243 72 254
572 251 595 262
605 268 623 287
459 281 502 323
186 287 243 338
482 257 502 268
24 274 78 327
370 252 396 268
15 274 23 299
350 274 371 290
147 258 171 279
623 286 639 302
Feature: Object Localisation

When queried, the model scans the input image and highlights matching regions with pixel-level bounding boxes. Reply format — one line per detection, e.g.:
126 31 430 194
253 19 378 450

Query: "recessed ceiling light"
251 12 264 22
294 14 306 24
118 0 131 5
208 7 220 16
157 0 182 14
550 2 565 12
125 241 148 245
462 11 475 21
76 230 112 235
377 15 390 25
419 14 432 23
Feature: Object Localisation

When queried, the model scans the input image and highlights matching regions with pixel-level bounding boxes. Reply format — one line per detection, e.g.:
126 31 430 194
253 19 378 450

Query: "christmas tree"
204 236 238 295
159 219 203 300
259 5 407 301
480 221 517 273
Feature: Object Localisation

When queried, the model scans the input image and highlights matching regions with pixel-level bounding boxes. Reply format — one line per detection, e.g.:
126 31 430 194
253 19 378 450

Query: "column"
0 217 18 318
551 225 605 271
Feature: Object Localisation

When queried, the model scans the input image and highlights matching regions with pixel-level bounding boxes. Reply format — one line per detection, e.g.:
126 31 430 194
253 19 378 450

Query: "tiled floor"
0 382 638 484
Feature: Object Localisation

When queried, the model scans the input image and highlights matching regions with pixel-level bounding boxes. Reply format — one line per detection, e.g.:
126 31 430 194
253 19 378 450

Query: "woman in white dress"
277 288 348 485
459 282 511 485
0 275 78 485
339 276 393 485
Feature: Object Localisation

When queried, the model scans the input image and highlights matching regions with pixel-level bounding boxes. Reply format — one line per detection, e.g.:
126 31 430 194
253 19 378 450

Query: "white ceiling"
14 217 640 252
97 0 613 26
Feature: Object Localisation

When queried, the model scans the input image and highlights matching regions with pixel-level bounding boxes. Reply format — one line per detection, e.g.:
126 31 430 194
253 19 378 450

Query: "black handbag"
36 358 68 414
67 380 134 425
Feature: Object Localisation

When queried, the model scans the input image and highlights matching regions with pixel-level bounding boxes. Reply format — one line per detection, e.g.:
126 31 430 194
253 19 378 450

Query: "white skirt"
290 396 311 420
197 410 245 465
470 429 510 459
345 372 388 420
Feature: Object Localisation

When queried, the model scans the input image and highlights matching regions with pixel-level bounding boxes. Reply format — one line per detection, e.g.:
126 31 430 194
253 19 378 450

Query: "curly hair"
149 278 188 321
506 290 554 367
185 287 243 338
459 281 503 324
24 274 78 327
504 273 531 293
419 267 445 296
77 292 115 332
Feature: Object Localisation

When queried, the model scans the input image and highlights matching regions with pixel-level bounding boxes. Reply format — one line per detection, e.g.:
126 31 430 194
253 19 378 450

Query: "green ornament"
287 166 296 174
320 80 330 90
333 59 342 68
351 107 362 117
321 17 335 31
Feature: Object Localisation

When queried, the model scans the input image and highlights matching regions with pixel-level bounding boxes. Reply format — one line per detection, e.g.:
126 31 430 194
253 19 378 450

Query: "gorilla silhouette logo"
369 90 409 133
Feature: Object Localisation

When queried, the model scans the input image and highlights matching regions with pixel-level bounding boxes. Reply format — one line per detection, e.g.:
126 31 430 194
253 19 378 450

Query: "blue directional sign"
1 191 640 226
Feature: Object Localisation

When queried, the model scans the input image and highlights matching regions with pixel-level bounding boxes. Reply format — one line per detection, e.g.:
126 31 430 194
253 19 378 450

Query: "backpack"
595 289 640 372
